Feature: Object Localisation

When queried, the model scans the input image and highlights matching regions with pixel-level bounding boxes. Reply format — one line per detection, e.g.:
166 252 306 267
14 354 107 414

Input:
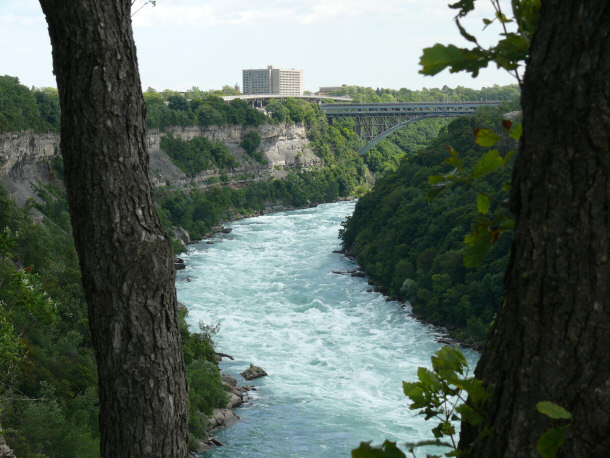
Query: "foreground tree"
460 0 610 456
38 1 189 455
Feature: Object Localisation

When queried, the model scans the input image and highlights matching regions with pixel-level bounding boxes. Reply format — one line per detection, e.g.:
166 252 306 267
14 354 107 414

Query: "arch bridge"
320 101 502 155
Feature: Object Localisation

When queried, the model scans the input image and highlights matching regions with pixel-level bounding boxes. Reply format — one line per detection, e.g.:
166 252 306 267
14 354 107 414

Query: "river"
176 200 478 457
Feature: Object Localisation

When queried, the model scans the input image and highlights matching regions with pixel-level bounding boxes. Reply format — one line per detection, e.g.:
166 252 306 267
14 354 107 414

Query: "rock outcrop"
0 130 59 205
0 122 322 203
0 429 16 458
146 123 322 188
240 364 268 381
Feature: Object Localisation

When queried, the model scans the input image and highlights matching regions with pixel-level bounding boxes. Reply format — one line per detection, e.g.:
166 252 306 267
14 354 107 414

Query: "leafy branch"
536 402 572 458
419 0 540 86
351 347 493 458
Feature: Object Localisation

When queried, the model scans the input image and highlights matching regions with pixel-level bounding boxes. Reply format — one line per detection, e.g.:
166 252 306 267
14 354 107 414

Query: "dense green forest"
340 105 518 347
0 183 227 455
0 76 60 133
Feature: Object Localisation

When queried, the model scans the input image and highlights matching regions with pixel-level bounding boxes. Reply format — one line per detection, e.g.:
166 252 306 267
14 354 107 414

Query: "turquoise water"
176 201 477 457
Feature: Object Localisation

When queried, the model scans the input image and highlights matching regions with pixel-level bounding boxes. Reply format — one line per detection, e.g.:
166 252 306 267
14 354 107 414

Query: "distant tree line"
0 76 60 132
328 84 520 104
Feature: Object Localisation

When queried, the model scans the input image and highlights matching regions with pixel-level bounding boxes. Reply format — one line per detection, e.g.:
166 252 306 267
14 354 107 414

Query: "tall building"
242 66 303 96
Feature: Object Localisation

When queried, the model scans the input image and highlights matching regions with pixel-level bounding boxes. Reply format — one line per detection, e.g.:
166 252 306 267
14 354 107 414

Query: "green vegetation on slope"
144 90 267 130
0 76 60 133
0 183 227 456
161 133 239 176
340 108 516 347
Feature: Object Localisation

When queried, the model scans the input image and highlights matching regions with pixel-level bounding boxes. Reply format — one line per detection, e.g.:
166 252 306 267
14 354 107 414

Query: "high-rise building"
242 66 303 96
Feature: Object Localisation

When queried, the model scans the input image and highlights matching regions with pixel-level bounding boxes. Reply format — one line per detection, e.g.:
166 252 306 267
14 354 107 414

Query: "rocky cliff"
0 123 321 203
0 131 59 205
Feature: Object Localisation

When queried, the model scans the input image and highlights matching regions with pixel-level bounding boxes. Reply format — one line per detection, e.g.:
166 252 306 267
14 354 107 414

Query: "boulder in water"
240 364 268 381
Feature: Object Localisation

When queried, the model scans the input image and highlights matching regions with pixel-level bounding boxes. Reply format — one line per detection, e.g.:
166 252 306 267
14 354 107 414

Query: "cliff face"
0 131 59 205
147 123 321 188
0 123 321 203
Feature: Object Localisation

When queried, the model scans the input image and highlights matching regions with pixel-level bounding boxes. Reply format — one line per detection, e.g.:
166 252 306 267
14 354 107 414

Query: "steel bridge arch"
355 113 466 156
320 101 501 155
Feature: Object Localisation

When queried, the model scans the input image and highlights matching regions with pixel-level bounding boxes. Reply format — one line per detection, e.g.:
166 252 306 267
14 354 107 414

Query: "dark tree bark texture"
38 1 189 455
461 1 610 457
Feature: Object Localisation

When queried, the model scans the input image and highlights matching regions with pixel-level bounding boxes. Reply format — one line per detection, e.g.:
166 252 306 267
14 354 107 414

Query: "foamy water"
176 201 477 457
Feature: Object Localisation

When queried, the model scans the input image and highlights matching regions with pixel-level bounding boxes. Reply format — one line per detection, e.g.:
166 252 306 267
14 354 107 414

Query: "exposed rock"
351 271 366 277
208 408 240 430
194 437 224 453
1 123 323 206
221 374 238 386
175 258 186 270
212 226 224 233
216 352 235 361
226 392 243 409
240 364 268 381
0 429 16 458
0 130 59 205
221 227 233 234
177 301 188 313
366 289 373 293
172 226 191 245
332 269 356 275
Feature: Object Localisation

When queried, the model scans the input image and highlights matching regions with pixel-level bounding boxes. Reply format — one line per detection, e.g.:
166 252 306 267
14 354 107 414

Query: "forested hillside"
0 183 229 455
340 105 517 347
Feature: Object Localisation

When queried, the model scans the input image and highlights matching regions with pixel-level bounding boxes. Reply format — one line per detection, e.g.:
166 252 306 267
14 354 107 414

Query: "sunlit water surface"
176 201 478 457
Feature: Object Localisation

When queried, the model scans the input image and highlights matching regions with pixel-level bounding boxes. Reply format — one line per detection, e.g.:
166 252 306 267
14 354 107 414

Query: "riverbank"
334 248 479 352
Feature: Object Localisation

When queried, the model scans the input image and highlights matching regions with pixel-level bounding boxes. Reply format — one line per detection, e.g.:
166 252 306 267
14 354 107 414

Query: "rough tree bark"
38 1 189 455
460 1 610 456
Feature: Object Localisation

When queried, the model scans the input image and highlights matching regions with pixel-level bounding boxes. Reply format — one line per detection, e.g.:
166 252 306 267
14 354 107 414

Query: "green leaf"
431 346 467 375
471 149 504 178
405 439 452 449
536 401 572 420
492 34 529 71
418 367 442 391
352 440 407 458
503 149 516 164
510 122 523 141
476 194 490 214
456 403 484 426
536 427 566 458
449 0 475 17
419 44 489 77
474 128 501 147
455 18 478 44
457 378 490 405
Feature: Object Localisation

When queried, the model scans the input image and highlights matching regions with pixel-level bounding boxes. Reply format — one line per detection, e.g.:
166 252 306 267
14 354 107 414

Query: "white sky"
0 0 518 92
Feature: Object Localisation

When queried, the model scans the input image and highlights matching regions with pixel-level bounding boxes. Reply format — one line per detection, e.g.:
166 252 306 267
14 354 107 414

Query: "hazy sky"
1 0 518 92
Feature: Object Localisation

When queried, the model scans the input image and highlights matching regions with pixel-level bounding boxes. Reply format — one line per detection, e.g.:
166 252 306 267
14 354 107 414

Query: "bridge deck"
320 101 501 116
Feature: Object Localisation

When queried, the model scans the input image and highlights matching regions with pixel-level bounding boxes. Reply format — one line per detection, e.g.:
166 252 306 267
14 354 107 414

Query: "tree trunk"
38 1 189 455
461 1 610 456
